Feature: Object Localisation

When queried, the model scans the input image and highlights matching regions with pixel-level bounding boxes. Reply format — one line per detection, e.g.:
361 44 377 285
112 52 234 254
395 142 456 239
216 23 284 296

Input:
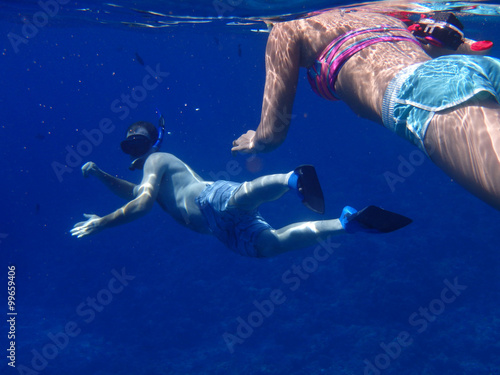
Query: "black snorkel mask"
121 110 166 171
410 12 465 50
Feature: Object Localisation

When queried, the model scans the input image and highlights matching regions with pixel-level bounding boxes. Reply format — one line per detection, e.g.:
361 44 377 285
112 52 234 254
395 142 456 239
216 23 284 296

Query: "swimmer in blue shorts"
71 119 411 257
232 9 500 211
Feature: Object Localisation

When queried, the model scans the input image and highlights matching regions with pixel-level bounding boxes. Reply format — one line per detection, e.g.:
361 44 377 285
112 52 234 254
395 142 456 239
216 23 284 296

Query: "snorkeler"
231 10 500 211
71 116 412 257
387 11 493 57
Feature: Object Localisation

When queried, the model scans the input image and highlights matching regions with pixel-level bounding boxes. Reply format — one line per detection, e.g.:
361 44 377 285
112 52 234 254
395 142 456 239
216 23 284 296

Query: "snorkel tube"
129 109 166 170
150 108 165 153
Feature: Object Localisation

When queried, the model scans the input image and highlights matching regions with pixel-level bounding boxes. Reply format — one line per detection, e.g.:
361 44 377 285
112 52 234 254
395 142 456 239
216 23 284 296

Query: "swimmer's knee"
229 182 261 211
228 182 247 207
255 229 281 258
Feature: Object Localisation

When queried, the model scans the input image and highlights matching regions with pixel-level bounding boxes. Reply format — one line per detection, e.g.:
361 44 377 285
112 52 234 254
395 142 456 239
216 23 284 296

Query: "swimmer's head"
120 121 159 158
412 12 465 50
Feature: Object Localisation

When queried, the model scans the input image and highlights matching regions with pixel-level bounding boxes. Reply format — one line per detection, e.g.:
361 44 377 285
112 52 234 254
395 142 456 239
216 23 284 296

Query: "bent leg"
256 219 344 257
424 99 500 210
228 172 293 211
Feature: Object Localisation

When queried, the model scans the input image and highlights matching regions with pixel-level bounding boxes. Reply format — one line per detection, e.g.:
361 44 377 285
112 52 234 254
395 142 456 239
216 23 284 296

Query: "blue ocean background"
1 1 500 374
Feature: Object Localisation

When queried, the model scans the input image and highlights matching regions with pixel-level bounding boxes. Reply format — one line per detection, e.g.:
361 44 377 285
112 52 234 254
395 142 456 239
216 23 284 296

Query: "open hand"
70 214 103 238
231 130 256 155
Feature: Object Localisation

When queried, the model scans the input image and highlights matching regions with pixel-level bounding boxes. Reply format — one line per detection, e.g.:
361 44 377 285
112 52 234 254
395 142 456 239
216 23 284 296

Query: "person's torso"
296 10 431 122
152 153 212 234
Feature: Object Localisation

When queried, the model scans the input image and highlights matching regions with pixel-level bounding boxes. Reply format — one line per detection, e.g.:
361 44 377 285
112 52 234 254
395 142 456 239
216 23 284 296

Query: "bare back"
143 152 211 234
280 10 431 122
233 9 432 154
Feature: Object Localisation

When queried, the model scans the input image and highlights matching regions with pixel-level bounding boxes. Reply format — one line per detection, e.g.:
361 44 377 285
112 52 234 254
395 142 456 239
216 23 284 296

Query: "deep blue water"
1 1 500 374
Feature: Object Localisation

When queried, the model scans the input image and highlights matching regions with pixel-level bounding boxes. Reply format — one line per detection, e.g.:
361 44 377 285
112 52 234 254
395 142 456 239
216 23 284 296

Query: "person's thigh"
424 99 500 210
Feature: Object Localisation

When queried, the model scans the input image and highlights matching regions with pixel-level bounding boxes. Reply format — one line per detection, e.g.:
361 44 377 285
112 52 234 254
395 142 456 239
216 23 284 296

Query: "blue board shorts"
195 180 273 257
382 55 500 154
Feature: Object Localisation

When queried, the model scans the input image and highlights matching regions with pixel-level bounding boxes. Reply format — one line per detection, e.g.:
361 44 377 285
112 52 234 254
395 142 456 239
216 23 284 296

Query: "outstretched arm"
82 162 136 200
71 157 163 238
232 22 301 154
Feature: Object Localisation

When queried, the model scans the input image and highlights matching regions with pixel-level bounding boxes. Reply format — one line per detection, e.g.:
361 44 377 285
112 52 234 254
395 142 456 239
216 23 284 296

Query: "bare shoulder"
267 17 301 45
145 152 204 181
144 152 186 172
146 151 177 164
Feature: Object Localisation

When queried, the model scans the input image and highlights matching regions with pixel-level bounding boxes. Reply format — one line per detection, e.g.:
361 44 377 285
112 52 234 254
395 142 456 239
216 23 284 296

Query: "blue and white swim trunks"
382 55 500 153
195 181 272 257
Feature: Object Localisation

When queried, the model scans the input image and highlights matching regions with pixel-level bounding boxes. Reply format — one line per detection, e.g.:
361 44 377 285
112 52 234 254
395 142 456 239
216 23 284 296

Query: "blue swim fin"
288 165 325 214
340 205 412 234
